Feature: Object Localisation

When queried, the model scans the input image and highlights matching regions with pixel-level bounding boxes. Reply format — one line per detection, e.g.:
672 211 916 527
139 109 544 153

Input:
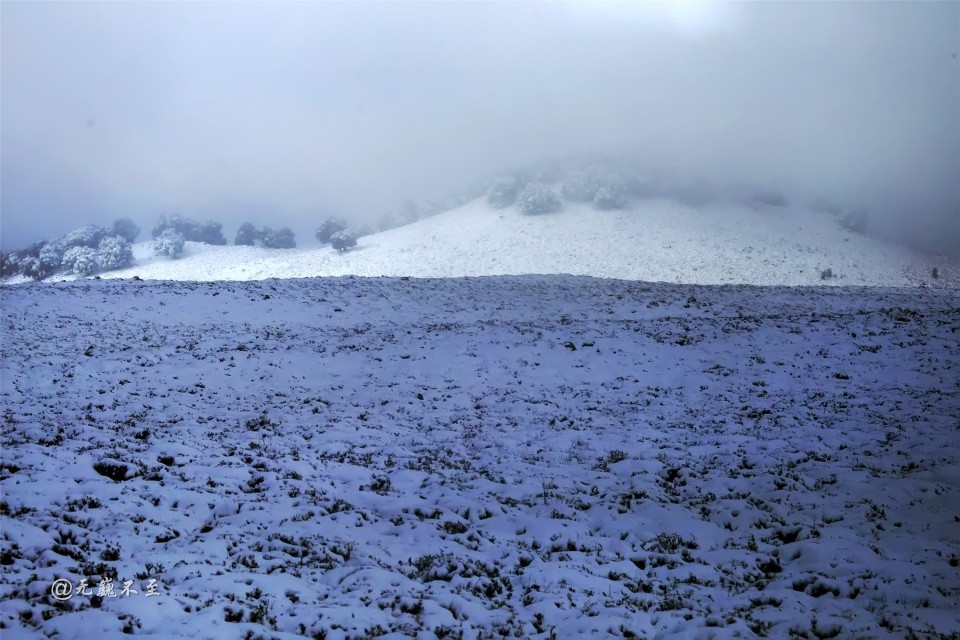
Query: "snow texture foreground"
1 276 958 639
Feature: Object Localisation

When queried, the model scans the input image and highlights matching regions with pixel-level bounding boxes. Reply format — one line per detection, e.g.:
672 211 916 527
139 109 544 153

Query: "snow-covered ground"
12 197 954 288
2 276 958 639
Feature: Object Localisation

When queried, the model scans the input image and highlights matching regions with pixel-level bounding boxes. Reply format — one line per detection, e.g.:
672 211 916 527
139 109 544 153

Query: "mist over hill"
3 2 958 257
4 182 956 288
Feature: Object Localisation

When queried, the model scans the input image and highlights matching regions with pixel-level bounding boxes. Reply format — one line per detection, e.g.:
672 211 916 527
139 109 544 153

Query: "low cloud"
2 2 957 250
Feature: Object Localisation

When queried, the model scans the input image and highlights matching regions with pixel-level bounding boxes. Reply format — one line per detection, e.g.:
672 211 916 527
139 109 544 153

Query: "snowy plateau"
1 198 959 639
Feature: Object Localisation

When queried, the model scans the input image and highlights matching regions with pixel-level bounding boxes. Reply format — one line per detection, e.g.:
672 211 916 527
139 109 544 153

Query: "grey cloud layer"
2 1 957 249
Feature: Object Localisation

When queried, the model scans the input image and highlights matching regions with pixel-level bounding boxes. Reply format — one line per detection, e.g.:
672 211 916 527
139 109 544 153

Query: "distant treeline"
6 158 931 281
0 219 139 280
483 161 790 214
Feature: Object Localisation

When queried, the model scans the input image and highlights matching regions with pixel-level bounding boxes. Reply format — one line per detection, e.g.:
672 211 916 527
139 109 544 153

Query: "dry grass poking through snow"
1 276 958 639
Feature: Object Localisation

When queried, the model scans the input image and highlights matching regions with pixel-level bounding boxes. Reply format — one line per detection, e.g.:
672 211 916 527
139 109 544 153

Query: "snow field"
1 276 958 639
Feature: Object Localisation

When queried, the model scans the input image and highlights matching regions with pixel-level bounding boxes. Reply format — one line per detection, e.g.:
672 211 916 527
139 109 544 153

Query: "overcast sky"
2 1 958 250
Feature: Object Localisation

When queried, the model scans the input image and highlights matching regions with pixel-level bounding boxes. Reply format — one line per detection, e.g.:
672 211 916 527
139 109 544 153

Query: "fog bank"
2 1 958 251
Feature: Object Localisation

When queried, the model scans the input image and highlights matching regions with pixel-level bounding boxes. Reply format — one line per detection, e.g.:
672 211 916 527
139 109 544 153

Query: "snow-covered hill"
28 197 954 287
2 277 958 638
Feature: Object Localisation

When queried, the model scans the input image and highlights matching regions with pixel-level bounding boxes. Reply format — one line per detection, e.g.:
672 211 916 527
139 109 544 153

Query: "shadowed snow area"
68 199 956 287
1 277 958 638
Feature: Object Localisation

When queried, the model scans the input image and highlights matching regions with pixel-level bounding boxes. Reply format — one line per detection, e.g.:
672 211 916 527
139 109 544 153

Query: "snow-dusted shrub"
261 227 296 249
38 242 64 274
2 251 37 277
316 217 348 244
19 257 48 281
152 229 185 259
153 214 195 239
6 242 41 277
196 221 227 245
62 224 109 249
487 176 521 209
24 258 55 280
593 184 627 210
23 240 46 258
112 217 141 243
562 167 628 209
152 215 170 238
561 166 604 202
235 222 257 246
62 246 99 276
1 252 26 277
97 235 134 270
516 182 561 215
3 253 22 278
330 230 357 252
17 242 63 280
153 215 225 245
273 227 297 248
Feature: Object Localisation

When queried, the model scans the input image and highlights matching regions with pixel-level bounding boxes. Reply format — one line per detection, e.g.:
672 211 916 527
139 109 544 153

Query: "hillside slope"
59 198 955 287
